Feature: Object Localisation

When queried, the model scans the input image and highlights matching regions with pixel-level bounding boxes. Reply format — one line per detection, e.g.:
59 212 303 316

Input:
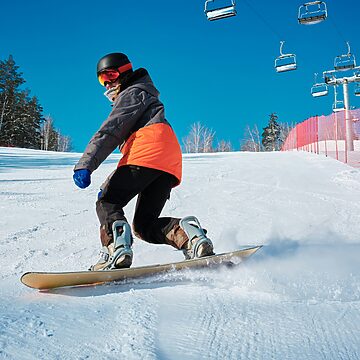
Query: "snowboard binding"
90 220 133 271
108 220 133 269
180 216 214 260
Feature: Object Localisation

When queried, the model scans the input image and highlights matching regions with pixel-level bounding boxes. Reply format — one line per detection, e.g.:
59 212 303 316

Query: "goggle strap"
118 63 132 73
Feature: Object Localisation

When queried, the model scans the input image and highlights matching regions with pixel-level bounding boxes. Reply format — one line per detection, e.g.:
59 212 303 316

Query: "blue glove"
98 189 103 199
73 169 91 189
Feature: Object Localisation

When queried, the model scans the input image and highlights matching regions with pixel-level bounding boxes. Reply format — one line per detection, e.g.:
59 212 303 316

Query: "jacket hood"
121 68 160 98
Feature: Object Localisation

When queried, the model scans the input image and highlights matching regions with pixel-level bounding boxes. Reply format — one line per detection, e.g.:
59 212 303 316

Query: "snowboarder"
73 52 214 270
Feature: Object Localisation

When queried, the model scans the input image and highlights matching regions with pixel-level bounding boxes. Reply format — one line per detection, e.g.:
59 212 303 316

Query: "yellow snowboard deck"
21 245 262 290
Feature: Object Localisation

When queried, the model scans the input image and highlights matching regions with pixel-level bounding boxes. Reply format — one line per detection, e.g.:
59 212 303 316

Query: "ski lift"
354 84 360 96
204 0 237 21
298 1 327 25
323 71 336 84
333 86 345 112
334 41 356 71
311 83 328 97
311 73 328 97
333 100 345 112
275 41 297 73
354 71 360 96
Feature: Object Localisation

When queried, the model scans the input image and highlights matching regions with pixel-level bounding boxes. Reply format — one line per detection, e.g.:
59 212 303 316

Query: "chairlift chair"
354 84 360 96
311 83 328 97
204 0 237 21
275 41 297 73
311 73 328 97
332 86 345 112
323 71 336 84
298 1 327 25
333 100 345 112
334 41 356 71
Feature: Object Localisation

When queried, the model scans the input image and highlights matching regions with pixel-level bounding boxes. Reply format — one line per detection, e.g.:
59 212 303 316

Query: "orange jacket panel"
118 123 182 185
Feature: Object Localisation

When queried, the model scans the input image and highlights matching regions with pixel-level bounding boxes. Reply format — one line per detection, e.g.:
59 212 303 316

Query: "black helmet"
96 53 132 75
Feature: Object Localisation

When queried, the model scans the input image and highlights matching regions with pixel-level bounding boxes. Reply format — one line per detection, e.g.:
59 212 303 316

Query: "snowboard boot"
180 216 215 260
90 220 133 271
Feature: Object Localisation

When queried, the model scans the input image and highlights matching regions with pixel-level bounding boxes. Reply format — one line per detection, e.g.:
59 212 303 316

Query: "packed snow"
1 146 360 360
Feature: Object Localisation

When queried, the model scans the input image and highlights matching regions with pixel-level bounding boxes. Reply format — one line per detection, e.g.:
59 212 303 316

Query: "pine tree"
262 113 281 151
0 55 44 148
18 95 43 148
0 55 26 145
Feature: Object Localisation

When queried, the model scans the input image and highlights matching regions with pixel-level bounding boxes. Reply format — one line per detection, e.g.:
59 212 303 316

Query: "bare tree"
182 136 192 154
182 122 215 153
41 116 54 150
57 134 71 152
41 115 71 152
241 139 256 152
202 126 216 153
182 122 201 153
192 122 203 153
241 124 263 152
216 139 233 152
279 122 294 148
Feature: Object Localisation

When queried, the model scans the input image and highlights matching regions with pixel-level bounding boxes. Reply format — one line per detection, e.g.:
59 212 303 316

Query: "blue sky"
1 0 359 151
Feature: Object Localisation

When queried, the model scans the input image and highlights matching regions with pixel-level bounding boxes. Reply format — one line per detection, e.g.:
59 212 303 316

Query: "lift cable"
242 0 282 41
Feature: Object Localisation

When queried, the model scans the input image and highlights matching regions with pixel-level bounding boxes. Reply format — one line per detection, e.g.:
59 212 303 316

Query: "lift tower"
323 69 360 151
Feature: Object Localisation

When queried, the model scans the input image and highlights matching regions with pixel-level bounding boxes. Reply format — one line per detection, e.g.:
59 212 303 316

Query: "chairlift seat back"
298 1 327 25
311 83 328 97
355 84 360 96
334 54 356 71
333 100 345 112
298 13 326 25
205 5 237 21
275 55 297 73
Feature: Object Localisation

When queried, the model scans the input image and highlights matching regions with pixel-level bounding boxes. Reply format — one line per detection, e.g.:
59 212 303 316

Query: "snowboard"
20 245 262 290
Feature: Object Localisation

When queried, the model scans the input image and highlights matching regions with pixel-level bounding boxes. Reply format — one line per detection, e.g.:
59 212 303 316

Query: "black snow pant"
96 165 186 249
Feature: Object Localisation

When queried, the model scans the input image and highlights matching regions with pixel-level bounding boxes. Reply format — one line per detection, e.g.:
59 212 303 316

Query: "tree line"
1 55 289 154
0 55 71 151
182 113 293 153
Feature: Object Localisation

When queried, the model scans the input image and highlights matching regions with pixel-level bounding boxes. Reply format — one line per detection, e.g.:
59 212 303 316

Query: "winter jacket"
74 69 182 185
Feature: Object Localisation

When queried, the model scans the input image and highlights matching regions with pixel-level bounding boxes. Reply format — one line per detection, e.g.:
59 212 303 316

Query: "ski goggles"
97 63 133 86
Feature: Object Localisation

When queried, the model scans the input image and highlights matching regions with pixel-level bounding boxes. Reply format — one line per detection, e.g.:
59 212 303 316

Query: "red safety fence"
282 109 360 168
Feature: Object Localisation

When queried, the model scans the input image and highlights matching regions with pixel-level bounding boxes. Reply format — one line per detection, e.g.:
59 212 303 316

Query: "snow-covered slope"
1 147 360 359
